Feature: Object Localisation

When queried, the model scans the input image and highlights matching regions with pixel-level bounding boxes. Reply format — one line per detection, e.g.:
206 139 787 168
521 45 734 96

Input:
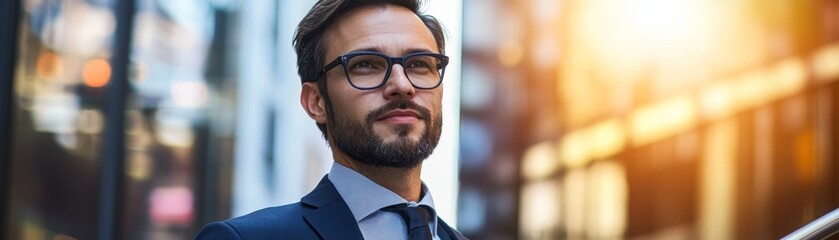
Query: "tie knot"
383 204 433 240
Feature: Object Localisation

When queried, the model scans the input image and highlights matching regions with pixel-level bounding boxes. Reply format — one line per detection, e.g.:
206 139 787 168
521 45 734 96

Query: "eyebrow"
346 47 437 55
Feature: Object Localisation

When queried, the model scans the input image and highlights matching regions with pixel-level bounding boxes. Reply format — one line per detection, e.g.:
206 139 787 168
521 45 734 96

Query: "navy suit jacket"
195 175 467 240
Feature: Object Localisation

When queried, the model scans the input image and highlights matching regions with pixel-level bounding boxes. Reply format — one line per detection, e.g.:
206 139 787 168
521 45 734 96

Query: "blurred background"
1 0 838 239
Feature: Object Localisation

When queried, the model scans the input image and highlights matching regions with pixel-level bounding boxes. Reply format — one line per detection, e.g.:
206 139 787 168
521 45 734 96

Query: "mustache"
365 99 431 123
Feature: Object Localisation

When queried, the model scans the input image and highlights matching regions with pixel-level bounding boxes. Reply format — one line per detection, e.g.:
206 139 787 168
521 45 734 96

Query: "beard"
327 99 442 169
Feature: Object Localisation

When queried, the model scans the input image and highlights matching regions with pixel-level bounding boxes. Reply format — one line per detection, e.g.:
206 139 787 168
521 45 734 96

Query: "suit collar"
301 175 466 240
328 163 439 222
301 175 340 207
301 176 364 240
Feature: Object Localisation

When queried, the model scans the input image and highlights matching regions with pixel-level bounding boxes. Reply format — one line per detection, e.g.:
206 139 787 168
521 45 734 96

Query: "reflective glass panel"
6 0 117 239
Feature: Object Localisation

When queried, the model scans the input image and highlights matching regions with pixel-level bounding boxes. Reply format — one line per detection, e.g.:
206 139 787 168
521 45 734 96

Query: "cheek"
427 92 444 114
331 94 377 122
326 80 361 117
331 99 363 121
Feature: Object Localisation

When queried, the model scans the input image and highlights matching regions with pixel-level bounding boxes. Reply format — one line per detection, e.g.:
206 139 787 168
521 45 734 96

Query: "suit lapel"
302 176 364 240
438 217 468 240
437 219 453 240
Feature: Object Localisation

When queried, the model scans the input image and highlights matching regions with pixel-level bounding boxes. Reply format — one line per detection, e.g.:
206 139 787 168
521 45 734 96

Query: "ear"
300 82 328 124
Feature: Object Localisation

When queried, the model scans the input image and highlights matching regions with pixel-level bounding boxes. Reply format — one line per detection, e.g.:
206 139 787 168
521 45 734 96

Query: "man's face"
320 5 443 168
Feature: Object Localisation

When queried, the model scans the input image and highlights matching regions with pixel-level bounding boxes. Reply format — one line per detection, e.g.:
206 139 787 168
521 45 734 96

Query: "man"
195 0 465 239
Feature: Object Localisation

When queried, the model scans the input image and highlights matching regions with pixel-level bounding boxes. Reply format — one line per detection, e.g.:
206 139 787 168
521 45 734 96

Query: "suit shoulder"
196 202 317 239
226 203 310 230
229 203 309 224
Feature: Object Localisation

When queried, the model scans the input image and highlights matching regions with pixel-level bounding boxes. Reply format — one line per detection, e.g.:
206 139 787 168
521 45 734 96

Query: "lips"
376 109 422 123
365 99 431 125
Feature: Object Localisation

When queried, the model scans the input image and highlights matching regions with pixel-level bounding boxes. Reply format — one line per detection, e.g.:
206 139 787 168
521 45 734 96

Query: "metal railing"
783 208 839 240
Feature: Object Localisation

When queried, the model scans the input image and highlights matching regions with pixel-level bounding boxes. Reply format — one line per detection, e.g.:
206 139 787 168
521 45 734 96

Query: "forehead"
323 5 438 60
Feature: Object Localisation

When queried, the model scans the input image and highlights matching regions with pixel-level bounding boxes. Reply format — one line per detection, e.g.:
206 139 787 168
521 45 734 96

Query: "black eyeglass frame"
320 51 450 90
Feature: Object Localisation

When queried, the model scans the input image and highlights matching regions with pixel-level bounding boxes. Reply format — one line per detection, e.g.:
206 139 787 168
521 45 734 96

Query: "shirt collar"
328 163 438 222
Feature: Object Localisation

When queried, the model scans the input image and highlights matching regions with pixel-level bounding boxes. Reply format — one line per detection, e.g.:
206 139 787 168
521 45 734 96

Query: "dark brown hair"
293 0 446 137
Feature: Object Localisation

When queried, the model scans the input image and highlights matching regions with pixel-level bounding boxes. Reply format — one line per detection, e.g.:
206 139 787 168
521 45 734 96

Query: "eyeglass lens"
345 54 443 89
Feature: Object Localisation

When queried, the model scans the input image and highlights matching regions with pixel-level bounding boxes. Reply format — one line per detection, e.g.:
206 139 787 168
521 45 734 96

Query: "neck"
333 150 423 202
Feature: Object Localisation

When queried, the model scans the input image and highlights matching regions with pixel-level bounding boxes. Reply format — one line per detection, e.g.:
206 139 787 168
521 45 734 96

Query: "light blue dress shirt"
328 163 441 240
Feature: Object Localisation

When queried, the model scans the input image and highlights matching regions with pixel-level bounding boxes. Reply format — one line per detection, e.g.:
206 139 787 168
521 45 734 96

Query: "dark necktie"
384 204 433 240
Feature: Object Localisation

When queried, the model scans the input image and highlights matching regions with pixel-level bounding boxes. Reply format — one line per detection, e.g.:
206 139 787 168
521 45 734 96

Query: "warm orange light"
522 141 560 180
586 161 628 239
630 94 697 147
623 0 707 46
83 59 111 88
559 118 626 169
498 40 523 67
699 119 737 240
36 52 63 79
519 180 562 238
698 81 735 121
813 42 839 82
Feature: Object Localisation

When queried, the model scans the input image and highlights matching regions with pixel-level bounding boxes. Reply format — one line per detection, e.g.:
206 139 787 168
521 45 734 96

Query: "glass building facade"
4 0 239 239
1 1 461 239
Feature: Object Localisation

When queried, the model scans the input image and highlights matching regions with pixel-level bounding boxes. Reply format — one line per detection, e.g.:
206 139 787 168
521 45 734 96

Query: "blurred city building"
4 0 241 239
457 0 839 239
1 0 461 240
1 0 838 240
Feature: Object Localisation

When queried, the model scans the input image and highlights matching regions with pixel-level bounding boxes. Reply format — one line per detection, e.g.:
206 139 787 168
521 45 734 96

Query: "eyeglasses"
321 51 449 90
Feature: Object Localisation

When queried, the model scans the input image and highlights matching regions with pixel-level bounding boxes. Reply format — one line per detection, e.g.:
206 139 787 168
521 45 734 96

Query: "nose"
382 63 416 99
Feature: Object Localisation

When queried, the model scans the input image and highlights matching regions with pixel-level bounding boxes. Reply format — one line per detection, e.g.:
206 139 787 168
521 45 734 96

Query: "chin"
380 133 422 144
377 123 423 139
